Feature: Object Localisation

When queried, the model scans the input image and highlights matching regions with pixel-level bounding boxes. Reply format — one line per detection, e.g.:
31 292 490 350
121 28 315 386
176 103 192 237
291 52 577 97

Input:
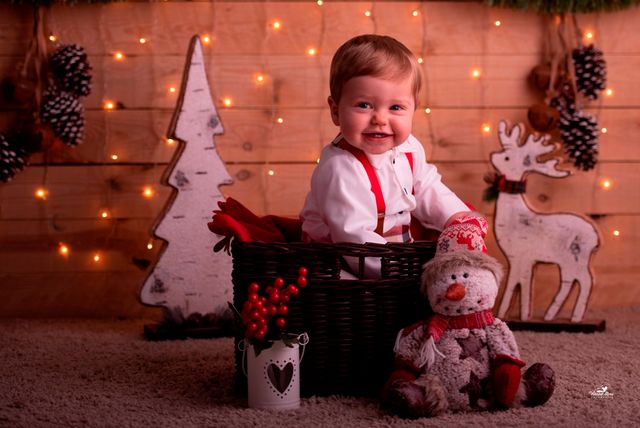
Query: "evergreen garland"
486 0 640 14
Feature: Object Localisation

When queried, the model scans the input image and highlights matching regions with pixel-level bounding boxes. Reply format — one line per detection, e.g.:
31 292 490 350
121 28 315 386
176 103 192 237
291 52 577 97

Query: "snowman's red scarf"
428 310 495 342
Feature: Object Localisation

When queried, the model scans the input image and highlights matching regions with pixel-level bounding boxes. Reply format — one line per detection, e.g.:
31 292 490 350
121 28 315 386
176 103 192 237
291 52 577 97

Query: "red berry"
276 318 286 329
277 305 288 316
287 284 299 295
274 277 284 289
280 295 290 304
249 294 259 302
297 276 307 288
259 296 267 304
254 331 265 341
247 323 257 334
249 282 260 294
257 317 267 327
267 304 277 316
298 267 308 277
269 292 280 304
253 300 263 309
265 286 274 295
251 311 261 320
260 307 268 317
242 301 253 312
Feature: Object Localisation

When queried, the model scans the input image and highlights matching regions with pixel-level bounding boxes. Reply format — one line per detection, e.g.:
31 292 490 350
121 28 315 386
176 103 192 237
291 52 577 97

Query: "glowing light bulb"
482 124 491 134
424 107 432 114
494 20 502 27
584 31 594 40
412 10 419 17
35 188 48 200
364 10 371 17
417 57 424 64
317 0 323 5
58 243 70 256
202 35 211 44
93 253 101 262
272 20 282 30
223 97 233 107
147 241 154 250
316 158 320 164
139 37 147 44
143 187 154 199
276 117 284 124
268 170 275 176
169 86 176 93
111 154 118 161
256 74 265 83
48 34 57 42
103 101 115 110
605 88 614 97
601 179 612 189
307 47 317 56
471 68 481 79
601 127 608 134
613 230 621 237
100 210 110 219
113 52 125 61
166 138 175 145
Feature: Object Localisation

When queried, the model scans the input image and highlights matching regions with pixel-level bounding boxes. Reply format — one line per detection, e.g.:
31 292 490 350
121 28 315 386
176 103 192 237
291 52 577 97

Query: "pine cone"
558 110 599 171
573 44 607 100
41 88 85 147
49 44 92 97
0 133 29 183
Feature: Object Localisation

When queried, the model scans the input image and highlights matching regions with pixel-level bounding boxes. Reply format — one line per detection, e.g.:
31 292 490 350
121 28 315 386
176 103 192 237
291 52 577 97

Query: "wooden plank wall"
0 1 638 319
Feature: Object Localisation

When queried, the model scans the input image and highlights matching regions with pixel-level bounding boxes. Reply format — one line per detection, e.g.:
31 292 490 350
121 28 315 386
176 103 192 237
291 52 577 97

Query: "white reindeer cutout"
491 121 600 322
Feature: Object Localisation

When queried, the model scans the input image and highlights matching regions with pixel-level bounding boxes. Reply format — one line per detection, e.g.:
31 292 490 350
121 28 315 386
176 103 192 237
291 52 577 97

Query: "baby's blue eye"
390 105 402 111
357 102 371 109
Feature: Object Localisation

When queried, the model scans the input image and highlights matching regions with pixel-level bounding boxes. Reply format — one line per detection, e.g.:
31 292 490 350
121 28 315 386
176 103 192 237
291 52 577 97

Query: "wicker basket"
232 240 436 397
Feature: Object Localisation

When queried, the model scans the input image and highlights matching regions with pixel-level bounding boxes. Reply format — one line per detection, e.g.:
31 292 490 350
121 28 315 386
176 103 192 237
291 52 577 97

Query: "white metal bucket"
241 333 309 410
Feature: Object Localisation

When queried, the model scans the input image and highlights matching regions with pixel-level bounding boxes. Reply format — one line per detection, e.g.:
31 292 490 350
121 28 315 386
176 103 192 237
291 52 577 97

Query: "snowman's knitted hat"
436 215 488 256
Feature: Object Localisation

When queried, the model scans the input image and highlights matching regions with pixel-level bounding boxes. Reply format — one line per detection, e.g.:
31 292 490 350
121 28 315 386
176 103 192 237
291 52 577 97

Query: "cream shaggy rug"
1 309 639 428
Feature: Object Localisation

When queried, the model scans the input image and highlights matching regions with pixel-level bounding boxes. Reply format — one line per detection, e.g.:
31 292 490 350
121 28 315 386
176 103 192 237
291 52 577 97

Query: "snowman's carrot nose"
446 282 466 301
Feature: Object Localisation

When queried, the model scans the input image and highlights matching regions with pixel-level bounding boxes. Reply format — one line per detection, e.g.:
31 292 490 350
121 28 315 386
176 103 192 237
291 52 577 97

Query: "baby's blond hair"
329 34 422 106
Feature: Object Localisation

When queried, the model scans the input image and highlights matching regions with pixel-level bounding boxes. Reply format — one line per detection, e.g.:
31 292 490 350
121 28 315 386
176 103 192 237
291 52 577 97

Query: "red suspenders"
335 139 414 236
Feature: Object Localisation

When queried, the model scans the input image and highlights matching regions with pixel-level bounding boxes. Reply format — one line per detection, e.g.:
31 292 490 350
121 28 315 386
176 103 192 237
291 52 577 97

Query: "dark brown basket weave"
232 240 436 397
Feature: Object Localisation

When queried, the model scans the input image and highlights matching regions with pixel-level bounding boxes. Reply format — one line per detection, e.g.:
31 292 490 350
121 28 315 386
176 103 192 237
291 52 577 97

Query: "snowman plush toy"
382 216 555 418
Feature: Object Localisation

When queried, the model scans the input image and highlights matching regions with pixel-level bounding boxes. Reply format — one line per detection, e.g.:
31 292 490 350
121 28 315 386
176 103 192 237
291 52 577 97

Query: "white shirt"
300 135 468 276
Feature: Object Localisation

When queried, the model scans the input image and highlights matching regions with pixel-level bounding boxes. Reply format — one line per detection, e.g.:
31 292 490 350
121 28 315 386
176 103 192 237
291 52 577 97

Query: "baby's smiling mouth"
364 132 392 138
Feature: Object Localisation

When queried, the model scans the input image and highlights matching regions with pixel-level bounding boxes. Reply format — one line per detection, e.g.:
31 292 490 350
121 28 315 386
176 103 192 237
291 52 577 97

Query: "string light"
482 123 491 134
494 20 502 27
307 47 317 56
364 10 371 17
168 86 177 93
612 230 621 237
103 101 115 110
58 243 70 257
412 10 419 17
255 74 265 84
139 37 147 44
110 154 119 161
202 35 211 44
417 57 424 64
584 31 594 40
424 107 431 114
601 127 608 134
34 188 48 200
276 117 284 124
605 88 614 97
600 179 612 189
143 187 155 199
272 20 282 31
268 169 275 176
471 68 482 79
113 52 125 61
166 138 175 145
48 34 57 42
223 97 233 107
147 240 154 250
317 0 323 5
93 253 101 263
100 210 110 219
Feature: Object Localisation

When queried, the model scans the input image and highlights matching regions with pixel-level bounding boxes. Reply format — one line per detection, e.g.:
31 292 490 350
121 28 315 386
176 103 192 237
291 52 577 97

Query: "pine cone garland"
0 133 29 183
558 110 599 171
41 88 85 147
49 44 92 97
572 44 607 100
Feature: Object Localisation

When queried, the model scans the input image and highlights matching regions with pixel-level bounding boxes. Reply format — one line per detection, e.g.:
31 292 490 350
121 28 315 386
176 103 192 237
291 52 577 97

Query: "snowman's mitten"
493 354 526 406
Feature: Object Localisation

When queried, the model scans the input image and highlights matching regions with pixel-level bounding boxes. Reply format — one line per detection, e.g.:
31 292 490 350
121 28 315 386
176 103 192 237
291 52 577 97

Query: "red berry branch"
239 267 308 342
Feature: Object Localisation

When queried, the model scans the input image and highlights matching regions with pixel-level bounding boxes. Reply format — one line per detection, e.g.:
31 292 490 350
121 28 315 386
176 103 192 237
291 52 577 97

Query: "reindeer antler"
497 120 522 149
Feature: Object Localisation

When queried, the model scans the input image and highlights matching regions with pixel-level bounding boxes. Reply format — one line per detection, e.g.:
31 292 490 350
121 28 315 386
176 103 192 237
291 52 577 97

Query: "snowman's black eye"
463 273 469 278
451 274 456 280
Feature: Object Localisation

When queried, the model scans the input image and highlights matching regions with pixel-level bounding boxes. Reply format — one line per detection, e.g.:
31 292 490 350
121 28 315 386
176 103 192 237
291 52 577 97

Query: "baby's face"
329 75 415 155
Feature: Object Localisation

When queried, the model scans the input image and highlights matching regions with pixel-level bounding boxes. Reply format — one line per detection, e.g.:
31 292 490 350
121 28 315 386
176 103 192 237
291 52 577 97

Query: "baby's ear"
327 96 340 126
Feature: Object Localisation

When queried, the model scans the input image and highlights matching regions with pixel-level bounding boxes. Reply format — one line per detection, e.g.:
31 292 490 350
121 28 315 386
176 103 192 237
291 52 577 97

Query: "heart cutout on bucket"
267 362 294 394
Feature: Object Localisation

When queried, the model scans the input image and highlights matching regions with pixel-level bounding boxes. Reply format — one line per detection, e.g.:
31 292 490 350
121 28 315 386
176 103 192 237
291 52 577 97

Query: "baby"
300 34 476 277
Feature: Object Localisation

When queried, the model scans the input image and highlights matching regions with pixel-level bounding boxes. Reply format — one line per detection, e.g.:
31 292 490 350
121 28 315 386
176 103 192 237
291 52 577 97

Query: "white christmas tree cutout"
140 36 233 323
